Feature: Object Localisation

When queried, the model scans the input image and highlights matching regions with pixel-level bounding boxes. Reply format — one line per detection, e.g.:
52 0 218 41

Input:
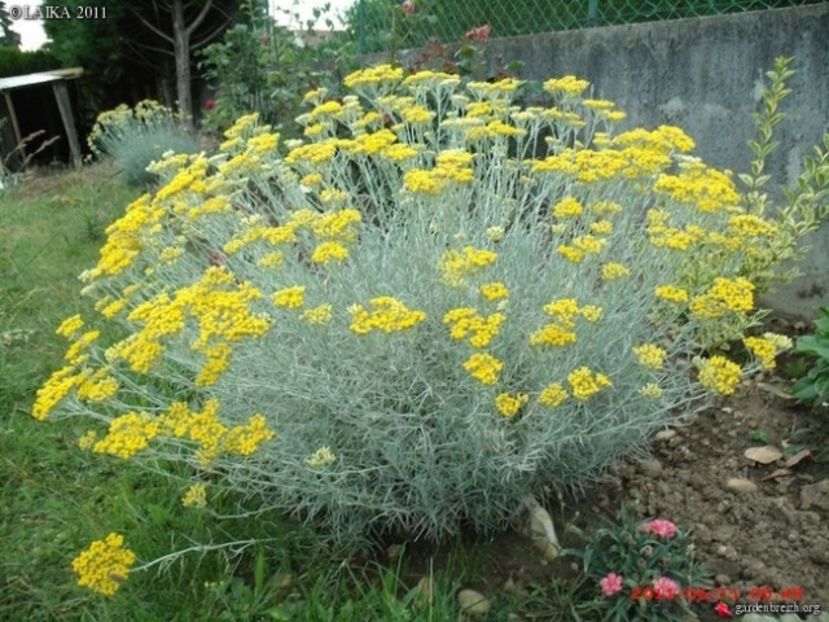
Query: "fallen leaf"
784 449 813 468
760 468 792 481
744 445 783 464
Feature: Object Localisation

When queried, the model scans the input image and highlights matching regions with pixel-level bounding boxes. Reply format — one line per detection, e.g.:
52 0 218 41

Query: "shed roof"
0 67 84 92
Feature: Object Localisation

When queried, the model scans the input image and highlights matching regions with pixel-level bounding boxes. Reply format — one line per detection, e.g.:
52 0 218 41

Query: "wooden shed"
0 67 83 169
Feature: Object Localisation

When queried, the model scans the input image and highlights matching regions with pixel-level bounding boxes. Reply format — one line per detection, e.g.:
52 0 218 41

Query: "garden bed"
397 319 829 618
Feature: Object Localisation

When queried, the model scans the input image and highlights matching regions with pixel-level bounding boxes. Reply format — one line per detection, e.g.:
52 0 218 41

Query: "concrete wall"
392 4 829 317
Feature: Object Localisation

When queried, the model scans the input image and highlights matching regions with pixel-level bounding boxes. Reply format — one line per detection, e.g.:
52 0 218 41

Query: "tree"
45 1 236 128
126 1 235 127
0 1 21 47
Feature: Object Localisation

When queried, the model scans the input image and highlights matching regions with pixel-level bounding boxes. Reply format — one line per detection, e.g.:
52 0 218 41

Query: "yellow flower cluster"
87 194 163 278
402 70 460 89
76 368 119 402
301 303 334 325
312 209 361 242
438 246 497 287
552 197 584 219
72 533 136 596
533 145 672 182
543 75 590 96
544 298 602 325
495 392 529 418
196 342 233 387
698 356 742 395
467 78 523 97
181 483 207 508
160 400 276 466
104 267 269 382
614 126 695 153
558 233 608 263
653 163 739 212
404 149 475 195
274 286 306 309
64 330 100 365
56 314 84 338
640 383 664 399
530 298 602 348
443 308 505 348
743 334 790 370
32 365 82 420
529 323 577 347
93 412 160 460
311 241 350 264
480 282 509 301
633 344 667 370
306 445 336 468
568 366 613 401
344 64 404 89
728 214 777 238
349 297 426 335
538 382 568 407
462 352 504 385
655 285 689 304
690 277 754 319
601 262 630 281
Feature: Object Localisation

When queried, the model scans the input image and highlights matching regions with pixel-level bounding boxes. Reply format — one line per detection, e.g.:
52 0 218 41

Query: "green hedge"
0 48 62 78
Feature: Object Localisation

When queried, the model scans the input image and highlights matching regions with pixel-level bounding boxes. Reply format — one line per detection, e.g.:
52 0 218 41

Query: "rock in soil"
800 478 829 511
725 477 758 493
458 589 491 616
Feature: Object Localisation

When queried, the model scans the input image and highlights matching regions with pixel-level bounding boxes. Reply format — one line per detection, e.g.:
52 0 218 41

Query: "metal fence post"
587 0 599 26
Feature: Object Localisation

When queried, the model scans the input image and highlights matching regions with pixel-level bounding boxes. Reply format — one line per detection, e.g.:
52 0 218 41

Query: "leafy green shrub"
87 100 200 186
199 14 357 137
0 47 61 78
792 307 829 406
33 62 826 596
569 507 710 622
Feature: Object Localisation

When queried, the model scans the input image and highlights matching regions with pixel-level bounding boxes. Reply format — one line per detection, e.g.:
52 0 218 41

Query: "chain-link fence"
351 0 825 53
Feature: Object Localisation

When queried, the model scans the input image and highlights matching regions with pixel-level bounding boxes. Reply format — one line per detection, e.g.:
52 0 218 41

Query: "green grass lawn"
1 166 563 621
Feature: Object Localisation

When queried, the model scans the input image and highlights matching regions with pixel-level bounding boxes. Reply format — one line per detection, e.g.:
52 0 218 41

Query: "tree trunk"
158 58 174 109
171 0 192 128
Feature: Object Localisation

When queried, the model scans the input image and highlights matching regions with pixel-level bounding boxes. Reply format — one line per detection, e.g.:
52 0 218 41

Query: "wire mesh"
352 0 826 53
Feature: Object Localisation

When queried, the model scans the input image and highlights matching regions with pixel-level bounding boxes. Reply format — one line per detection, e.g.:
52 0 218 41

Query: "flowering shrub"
87 100 200 186
36 64 809 594
574 506 710 621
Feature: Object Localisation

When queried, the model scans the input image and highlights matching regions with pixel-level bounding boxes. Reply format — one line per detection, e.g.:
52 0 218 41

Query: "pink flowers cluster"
646 518 678 538
599 518 680 598
600 574 681 599
464 24 491 43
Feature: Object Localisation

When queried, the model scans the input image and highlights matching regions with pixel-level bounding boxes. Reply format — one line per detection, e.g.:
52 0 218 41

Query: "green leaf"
795 336 829 360
254 546 265 594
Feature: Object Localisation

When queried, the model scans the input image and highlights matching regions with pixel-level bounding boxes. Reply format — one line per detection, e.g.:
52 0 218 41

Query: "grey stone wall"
386 4 829 317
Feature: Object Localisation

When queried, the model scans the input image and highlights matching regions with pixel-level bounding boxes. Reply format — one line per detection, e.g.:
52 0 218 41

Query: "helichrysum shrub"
37 65 803 594
87 100 200 186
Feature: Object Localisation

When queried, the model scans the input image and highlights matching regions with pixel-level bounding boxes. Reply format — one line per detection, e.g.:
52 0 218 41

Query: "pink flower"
715 602 733 618
204 99 216 111
464 24 491 43
599 572 624 597
652 576 680 601
647 518 678 538
401 0 415 15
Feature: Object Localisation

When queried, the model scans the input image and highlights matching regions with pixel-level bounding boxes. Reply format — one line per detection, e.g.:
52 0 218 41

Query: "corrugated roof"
0 67 84 92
